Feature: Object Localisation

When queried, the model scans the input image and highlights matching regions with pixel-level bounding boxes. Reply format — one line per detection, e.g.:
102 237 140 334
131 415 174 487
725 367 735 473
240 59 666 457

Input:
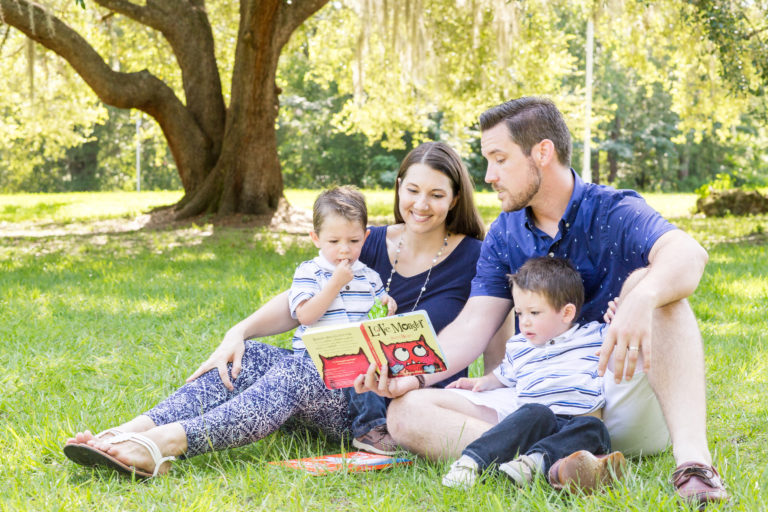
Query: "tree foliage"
1 0 766 197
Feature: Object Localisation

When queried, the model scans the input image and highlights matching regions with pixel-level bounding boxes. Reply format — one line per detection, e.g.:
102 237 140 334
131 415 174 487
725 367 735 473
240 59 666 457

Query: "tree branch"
275 0 329 49
0 0 210 190
94 0 226 158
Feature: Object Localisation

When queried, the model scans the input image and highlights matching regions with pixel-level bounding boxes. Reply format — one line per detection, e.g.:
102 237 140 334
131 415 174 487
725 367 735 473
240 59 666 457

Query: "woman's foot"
87 424 186 477
66 415 157 445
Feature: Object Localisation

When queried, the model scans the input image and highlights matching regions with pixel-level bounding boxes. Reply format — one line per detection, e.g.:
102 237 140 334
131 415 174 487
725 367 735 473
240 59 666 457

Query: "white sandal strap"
95 428 124 440
107 432 177 477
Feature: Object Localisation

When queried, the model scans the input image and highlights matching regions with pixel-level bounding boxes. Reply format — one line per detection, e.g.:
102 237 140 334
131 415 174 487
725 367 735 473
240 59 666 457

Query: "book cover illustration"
269 451 412 475
302 310 447 389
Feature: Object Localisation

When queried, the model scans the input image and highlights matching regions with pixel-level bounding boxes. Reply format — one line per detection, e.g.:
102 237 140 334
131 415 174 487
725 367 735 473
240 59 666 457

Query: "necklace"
385 230 450 311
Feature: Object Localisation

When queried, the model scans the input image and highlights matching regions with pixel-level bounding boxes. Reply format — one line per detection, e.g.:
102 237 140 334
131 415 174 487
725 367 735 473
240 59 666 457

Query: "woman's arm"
186 290 298 390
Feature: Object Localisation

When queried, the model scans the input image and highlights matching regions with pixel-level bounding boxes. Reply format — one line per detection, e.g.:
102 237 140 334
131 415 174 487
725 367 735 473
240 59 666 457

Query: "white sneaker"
499 454 539 486
442 455 479 488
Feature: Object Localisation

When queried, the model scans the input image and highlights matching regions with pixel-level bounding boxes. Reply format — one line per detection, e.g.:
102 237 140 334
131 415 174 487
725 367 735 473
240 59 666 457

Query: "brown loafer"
548 450 626 493
352 424 399 455
671 462 729 507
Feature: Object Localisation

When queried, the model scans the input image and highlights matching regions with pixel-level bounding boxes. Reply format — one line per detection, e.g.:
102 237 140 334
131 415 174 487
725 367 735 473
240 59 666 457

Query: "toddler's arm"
446 373 505 392
295 260 354 325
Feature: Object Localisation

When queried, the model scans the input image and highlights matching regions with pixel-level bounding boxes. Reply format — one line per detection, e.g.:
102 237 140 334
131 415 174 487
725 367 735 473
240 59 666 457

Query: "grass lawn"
0 190 765 511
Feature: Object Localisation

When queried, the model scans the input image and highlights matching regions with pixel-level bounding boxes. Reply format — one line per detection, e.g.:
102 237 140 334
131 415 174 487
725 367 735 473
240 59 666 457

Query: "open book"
269 451 412 475
302 310 447 389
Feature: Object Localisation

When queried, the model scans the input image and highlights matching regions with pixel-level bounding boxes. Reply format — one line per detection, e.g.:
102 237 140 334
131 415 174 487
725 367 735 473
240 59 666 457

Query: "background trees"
1 0 766 203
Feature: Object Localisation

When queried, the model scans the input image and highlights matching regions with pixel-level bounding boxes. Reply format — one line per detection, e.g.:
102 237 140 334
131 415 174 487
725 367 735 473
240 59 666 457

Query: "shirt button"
345 285 350 290
565 223 570 228
548 252 555 257
549 340 555 345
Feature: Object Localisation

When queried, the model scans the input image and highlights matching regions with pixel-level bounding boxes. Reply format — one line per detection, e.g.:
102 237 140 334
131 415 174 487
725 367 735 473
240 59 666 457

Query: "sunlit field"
0 190 765 511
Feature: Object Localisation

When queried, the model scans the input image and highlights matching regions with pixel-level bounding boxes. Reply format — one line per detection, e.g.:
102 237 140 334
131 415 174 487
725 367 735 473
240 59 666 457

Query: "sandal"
63 431 175 478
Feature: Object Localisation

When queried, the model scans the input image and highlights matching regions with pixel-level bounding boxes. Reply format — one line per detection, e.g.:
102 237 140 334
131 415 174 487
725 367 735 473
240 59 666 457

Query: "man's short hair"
508 257 584 316
312 186 367 232
479 97 572 167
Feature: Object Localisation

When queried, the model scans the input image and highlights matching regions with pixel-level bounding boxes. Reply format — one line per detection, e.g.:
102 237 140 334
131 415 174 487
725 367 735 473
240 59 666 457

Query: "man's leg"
387 389 498 461
616 268 711 465
647 297 711 465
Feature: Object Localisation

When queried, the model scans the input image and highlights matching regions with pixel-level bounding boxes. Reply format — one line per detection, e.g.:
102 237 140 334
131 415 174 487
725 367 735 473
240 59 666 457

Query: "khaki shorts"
603 370 671 456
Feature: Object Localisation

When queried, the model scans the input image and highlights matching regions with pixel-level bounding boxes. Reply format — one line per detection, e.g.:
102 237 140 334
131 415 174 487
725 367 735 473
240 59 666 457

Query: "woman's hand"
383 295 398 316
186 332 245 391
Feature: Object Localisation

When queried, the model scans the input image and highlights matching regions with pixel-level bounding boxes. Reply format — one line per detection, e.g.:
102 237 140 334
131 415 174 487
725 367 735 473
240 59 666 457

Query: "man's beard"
500 160 542 212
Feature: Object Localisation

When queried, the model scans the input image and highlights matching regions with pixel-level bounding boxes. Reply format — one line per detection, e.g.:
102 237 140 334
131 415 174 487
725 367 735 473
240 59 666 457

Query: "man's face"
481 123 541 212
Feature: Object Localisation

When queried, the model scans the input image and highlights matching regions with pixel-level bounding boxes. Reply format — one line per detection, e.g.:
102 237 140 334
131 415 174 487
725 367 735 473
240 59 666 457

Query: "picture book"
301 310 447 389
269 451 412 475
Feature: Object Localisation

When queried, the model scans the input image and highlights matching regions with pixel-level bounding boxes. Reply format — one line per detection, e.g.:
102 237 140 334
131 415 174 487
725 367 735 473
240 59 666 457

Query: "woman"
64 142 486 477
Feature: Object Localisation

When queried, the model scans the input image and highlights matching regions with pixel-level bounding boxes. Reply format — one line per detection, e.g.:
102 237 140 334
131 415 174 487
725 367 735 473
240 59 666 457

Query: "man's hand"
598 291 653 383
353 363 419 398
186 333 245 391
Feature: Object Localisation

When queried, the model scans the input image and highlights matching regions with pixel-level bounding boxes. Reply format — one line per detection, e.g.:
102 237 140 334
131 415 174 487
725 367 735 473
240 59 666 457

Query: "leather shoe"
671 462 728 507
548 450 626 492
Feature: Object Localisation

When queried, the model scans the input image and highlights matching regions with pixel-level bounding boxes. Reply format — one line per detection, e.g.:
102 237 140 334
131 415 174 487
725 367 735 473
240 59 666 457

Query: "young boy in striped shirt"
290 186 397 352
442 256 625 491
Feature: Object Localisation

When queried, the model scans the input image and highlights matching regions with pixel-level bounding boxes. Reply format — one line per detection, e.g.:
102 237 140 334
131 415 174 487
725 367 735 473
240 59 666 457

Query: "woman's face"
398 163 457 234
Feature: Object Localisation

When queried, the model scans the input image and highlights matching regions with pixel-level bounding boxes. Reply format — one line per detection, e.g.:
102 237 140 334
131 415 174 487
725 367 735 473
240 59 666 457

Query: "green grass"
1 191 766 511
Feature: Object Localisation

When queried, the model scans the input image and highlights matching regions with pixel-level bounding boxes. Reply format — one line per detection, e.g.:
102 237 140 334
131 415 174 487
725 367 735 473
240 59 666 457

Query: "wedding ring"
628 346 640 352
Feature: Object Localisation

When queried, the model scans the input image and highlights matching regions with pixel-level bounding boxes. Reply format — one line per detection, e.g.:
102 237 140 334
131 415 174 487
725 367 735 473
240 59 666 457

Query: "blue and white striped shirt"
493 321 606 416
288 253 386 351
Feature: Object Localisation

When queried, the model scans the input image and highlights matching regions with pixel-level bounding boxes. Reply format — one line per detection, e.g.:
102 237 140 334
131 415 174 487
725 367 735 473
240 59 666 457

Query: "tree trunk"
0 0 328 219
607 114 620 182
591 149 600 185
176 1 287 217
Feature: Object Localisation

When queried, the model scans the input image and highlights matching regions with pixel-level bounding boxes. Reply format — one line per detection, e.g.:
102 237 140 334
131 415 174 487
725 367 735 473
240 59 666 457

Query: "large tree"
0 0 327 217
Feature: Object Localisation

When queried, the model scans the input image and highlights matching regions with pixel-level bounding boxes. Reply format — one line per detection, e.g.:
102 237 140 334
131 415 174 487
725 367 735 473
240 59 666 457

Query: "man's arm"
598 229 708 382
355 295 512 397
483 309 514 373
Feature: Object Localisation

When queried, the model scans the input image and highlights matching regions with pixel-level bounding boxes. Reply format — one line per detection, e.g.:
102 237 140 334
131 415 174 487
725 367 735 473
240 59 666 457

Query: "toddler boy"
443 257 624 492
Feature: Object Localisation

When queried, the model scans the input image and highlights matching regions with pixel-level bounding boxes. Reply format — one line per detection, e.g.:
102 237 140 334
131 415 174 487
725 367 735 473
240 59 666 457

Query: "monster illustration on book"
320 349 370 389
380 335 447 376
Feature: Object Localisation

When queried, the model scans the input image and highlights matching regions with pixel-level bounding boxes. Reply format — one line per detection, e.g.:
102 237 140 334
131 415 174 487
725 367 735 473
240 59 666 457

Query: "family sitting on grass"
64 97 727 507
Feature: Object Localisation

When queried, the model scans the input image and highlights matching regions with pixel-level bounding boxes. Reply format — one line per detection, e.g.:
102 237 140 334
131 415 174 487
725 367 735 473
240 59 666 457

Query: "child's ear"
562 303 577 324
309 230 321 249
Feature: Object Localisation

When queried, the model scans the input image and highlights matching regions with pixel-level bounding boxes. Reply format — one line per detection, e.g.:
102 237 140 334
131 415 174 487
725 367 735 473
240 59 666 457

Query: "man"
356 97 727 505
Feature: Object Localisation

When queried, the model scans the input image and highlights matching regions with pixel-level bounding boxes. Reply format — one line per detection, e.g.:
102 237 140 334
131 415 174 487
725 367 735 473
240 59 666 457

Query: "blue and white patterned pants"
144 340 351 457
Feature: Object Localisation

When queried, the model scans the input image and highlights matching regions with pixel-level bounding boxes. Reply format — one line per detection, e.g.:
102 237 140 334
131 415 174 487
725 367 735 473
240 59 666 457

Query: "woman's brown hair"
393 142 484 240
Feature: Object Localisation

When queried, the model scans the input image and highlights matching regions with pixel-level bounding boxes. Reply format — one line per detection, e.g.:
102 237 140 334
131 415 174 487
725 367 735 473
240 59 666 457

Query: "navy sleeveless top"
360 226 482 385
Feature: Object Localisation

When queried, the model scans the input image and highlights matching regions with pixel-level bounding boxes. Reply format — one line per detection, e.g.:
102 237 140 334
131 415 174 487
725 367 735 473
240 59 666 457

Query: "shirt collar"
538 323 581 347
524 168 585 237
315 252 365 272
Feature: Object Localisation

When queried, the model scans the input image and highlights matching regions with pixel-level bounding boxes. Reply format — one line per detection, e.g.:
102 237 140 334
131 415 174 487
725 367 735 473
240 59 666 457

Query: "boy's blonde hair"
312 186 368 232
